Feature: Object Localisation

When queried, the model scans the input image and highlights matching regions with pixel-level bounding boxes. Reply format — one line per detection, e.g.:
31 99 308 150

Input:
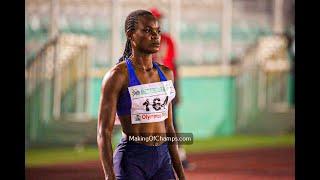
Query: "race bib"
128 80 176 124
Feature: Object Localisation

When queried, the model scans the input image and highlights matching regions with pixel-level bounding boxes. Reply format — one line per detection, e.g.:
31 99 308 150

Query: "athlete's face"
130 15 161 54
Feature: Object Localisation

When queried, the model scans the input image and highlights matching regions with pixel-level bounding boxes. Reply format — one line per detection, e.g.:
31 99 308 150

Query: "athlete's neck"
130 53 153 71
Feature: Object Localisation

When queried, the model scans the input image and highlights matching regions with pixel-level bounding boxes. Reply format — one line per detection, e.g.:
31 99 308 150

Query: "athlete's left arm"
166 103 185 180
162 66 186 180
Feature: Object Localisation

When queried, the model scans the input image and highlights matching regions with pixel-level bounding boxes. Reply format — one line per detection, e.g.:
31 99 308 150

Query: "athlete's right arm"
97 65 125 180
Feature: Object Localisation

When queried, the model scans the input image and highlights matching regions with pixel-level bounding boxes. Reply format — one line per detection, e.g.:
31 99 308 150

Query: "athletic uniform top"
116 58 168 116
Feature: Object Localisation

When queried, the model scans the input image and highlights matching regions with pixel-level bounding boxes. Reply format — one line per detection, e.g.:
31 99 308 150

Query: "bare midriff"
118 115 168 146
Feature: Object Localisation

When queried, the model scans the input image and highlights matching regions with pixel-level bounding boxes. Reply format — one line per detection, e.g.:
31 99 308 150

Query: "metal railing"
236 35 292 130
25 33 93 141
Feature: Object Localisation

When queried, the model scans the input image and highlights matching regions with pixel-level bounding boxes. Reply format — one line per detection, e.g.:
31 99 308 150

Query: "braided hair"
118 10 155 63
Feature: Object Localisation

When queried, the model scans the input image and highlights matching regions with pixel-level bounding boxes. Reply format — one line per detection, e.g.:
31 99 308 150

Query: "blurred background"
25 0 295 169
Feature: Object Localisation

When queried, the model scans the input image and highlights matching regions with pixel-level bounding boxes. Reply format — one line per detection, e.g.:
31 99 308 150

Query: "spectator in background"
150 7 196 170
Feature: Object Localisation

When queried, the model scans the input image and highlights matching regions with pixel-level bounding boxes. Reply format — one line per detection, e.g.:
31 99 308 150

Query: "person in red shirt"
150 7 196 170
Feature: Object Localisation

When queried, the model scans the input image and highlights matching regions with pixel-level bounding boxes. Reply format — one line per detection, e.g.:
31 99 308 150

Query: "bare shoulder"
157 63 174 81
101 61 128 91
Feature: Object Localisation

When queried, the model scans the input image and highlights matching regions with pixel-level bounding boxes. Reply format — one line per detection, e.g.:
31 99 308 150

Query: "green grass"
183 133 294 153
26 147 100 167
26 133 294 167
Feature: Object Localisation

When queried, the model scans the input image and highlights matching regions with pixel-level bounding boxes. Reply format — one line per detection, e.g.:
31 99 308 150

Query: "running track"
26 146 294 180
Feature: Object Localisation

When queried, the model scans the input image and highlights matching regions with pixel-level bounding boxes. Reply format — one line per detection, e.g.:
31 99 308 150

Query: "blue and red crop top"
116 58 168 116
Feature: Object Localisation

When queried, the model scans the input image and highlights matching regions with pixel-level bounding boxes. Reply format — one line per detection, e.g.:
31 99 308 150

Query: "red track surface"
26 146 294 180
